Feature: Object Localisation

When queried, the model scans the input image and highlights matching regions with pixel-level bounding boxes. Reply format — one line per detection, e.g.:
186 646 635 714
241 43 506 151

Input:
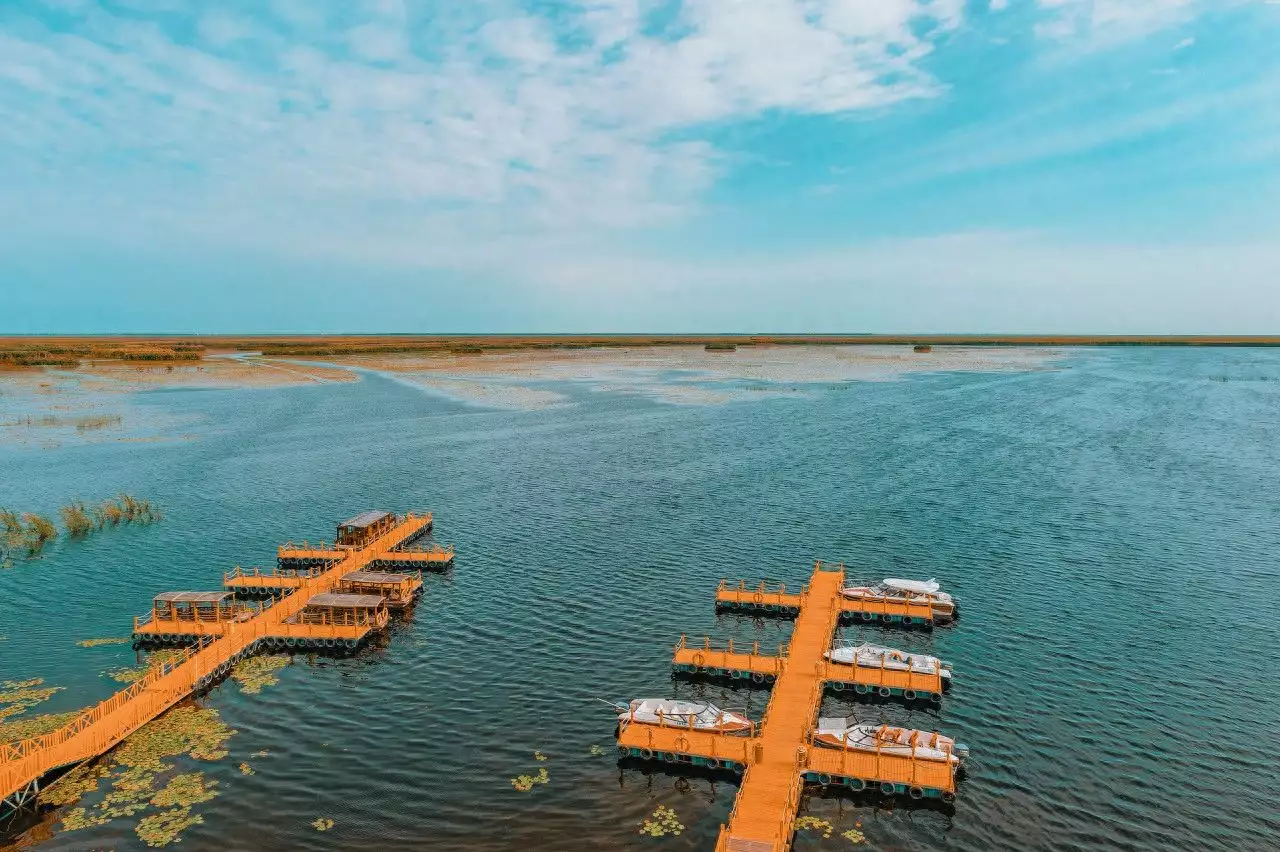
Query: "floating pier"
618 562 962 852
1 510 450 817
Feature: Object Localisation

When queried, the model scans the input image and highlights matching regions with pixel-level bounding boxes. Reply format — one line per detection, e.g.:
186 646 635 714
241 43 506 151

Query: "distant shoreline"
2 333 1278 369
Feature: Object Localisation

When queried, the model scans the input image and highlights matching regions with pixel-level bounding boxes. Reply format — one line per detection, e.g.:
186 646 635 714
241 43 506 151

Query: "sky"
1 0 1278 334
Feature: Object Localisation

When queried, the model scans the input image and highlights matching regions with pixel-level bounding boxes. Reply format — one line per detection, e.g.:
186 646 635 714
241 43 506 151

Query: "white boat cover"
825 643 945 675
883 578 940 595
621 699 748 731
813 720 961 763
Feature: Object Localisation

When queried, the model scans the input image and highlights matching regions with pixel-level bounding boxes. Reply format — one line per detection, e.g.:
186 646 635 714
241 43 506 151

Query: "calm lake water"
2 347 1278 851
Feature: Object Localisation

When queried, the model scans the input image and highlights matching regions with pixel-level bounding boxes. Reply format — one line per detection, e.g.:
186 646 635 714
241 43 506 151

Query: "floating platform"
223 565 322 592
372 544 454 571
620 562 964 852
338 570 423 608
715 567 941 627
2 510 446 818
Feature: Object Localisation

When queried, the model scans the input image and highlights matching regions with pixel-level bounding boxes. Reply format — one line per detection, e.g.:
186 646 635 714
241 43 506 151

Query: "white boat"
618 699 753 734
813 720 969 764
841 578 957 620
824 643 952 681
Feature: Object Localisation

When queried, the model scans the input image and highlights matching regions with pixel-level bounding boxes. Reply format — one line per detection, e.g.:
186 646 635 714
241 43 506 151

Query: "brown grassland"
2 333 1278 370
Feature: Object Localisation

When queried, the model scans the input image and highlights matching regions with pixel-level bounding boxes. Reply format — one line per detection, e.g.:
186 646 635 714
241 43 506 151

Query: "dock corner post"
753 741 765 765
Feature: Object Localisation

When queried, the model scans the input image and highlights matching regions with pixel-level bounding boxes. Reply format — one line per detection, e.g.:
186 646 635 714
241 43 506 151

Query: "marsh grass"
62 501 95 536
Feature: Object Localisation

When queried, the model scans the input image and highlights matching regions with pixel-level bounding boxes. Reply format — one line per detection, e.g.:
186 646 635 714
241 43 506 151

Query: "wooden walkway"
718 568 844 850
1 513 432 815
617 562 963 852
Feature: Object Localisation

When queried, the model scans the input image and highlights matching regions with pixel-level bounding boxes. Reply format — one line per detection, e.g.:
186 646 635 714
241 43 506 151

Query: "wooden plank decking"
1 513 433 813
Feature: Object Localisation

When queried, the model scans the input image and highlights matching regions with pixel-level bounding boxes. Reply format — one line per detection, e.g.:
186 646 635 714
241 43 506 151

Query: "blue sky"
1 0 1278 333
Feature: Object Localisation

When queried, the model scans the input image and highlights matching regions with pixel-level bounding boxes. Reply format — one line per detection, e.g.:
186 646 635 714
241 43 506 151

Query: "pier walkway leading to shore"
1 512 433 816
616 562 960 852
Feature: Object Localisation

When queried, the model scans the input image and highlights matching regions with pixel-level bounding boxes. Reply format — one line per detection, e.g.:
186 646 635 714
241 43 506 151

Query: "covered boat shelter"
339 570 422 608
335 510 397 548
295 592 390 628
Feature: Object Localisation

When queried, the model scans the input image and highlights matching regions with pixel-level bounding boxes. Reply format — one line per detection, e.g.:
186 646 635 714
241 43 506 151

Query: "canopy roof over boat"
154 591 233 604
307 593 386 609
883 578 940 594
340 510 393 529
342 570 411 584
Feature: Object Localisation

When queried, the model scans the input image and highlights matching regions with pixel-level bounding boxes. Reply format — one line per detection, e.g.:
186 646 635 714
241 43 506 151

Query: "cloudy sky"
2 0 1278 333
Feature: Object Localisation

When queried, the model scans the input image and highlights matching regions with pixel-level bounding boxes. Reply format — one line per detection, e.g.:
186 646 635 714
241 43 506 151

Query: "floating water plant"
230 655 290 694
77 636 133 648
533 750 548 761
795 816 834 838
151 772 218 807
239 763 255 775
842 826 867 844
589 744 604 757
111 705 236 771
0 710 79 741
510 767 549 792
312 817 335 831
42 763 107 806
0 677 62 720
639 805 684 837
137 806 203 847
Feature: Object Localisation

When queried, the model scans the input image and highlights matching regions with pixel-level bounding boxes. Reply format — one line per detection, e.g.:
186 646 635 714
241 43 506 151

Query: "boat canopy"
883 578 940 594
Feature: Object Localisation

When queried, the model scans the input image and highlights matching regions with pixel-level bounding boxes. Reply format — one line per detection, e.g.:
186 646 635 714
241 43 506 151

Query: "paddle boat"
813 720 969 765
825 643 953 682
840 578 958 621
616 699 753 734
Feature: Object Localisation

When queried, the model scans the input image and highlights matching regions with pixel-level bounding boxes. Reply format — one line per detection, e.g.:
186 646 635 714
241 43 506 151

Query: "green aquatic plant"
107 649 185 684
0 710 79 741
589 744 604 757
239 762 255 775
796 816 834 838
43 763 108 806
137 806 203 847
0 678 62 720
151 772 218 808
639 805 684 837
61 501 95 536
21 512 57 554
510 766 549 792
312 817 335 831
77 637 133 648
230 655 290 694
111 705 236 771
533 750 548 761
842 825 867 844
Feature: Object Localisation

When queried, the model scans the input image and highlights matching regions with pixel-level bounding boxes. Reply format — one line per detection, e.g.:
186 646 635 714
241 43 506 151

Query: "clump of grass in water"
639 805 684 837
312 817 335 831
77 637 132 648
510 767 549 792
61 501 96 536
230 655 290 694
107 650 185 684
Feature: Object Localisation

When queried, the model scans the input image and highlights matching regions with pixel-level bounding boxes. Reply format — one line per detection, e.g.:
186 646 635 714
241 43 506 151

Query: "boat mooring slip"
615 561 966 852
0 510 453 819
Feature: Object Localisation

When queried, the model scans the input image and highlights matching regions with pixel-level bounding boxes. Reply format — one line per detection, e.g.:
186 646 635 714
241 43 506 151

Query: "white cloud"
1173 36 1196 49
0 0 964 256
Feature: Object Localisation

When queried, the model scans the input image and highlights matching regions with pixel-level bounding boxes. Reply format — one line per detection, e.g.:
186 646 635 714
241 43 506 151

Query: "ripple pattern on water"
2 347 1279 851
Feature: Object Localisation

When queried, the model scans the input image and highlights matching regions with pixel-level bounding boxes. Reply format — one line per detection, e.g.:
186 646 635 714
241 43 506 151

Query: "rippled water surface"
2 348 1279 851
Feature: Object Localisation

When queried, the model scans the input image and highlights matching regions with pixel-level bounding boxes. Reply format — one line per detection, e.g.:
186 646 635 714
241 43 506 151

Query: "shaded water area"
2 347 1279 851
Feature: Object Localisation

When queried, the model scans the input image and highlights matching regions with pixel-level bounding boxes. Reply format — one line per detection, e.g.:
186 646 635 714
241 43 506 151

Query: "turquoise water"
2 347 1279 851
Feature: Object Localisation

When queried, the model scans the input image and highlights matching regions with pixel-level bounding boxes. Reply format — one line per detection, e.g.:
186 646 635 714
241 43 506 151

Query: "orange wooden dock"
618 562 963 852
1 511 440 816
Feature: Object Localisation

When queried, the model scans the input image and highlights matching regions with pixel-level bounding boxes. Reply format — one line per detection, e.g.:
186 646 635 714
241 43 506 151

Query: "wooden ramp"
1 512 435 816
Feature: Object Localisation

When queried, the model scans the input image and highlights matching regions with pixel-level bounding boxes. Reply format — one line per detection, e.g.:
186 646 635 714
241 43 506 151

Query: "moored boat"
824 643 952 682
813 720 969 765
841 578 958 620
617 699 753 734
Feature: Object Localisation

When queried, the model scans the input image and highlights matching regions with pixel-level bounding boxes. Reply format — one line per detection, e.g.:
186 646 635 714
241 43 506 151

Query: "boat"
824 643 952 681
812 720 969 765
840 577 958 620
617 699 753 734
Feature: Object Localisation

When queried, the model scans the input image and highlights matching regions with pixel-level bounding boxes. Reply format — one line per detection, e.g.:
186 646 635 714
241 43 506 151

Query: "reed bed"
2 495 161 564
